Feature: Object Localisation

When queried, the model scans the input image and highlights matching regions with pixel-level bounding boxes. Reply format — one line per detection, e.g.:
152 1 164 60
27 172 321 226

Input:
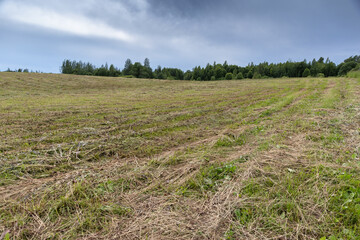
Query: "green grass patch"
180 163 237 195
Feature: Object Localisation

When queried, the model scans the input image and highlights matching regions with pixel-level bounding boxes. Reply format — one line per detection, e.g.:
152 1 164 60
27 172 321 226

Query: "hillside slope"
0 73 359 239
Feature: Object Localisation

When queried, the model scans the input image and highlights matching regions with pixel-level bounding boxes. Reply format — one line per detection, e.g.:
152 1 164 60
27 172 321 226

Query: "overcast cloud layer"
1 0 360 72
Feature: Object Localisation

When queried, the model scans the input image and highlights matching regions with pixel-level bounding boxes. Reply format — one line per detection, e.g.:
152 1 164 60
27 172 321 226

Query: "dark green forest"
60 56 360 80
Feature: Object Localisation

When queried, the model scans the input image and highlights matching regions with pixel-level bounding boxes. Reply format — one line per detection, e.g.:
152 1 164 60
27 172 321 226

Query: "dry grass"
0 73 359 239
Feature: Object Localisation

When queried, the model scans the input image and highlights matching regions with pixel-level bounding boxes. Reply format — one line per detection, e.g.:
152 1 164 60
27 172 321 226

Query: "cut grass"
0 73 359 239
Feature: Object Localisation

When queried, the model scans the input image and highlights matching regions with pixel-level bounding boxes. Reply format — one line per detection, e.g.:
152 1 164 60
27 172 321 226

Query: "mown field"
0 72 359 239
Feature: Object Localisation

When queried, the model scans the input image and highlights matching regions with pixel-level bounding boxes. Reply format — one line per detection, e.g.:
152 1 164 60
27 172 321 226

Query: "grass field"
0 72 359 239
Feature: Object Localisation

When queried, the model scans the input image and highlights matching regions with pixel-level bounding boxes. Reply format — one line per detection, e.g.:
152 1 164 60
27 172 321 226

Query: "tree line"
60 56 360 80
4 68 43 73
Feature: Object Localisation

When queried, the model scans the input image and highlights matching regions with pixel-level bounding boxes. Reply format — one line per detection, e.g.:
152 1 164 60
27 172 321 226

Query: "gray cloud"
0 0 359 72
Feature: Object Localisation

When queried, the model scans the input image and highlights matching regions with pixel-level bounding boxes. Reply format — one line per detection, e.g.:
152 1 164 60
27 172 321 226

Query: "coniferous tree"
143 58 152 78
144 58 150 68
109 64 116 77
123 59 133 75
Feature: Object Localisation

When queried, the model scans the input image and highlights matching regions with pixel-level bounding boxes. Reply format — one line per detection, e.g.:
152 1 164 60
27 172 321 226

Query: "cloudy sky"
1 0 360 72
